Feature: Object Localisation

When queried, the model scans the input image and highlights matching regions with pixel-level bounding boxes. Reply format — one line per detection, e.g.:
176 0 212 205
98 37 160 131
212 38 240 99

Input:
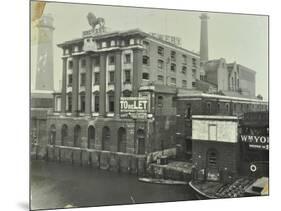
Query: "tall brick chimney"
199 13 209 65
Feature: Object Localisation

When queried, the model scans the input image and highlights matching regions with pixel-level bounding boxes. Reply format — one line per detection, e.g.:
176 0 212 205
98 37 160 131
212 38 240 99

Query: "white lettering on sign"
120 97 149 119
240 135 269 150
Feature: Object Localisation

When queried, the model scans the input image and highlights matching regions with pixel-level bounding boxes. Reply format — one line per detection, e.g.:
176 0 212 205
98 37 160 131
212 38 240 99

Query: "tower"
35 14 55 90
199 13 209 65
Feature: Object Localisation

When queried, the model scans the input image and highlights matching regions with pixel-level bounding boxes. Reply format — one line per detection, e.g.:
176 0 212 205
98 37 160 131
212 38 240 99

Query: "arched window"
117 127 126 153
49 125 56 145
88 126 95 149
74 125 81 147
157 96 163 107
102 126 111 151
61 124 68 146
207 149 218 168
137 129 145 154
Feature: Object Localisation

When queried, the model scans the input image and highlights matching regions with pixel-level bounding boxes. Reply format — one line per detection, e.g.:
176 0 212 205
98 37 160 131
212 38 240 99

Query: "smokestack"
199 13 209 65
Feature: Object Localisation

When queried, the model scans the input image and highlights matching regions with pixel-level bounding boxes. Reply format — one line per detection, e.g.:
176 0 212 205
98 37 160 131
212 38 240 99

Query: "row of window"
68 54 132 69
67 69 132 87
143 41 197 66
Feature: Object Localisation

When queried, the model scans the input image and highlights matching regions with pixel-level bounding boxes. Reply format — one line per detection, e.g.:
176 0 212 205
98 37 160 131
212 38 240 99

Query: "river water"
31 160 197 210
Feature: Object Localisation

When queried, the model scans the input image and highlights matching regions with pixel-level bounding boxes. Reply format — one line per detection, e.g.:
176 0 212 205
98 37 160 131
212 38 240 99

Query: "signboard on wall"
240 135 269 150
120 97 148 119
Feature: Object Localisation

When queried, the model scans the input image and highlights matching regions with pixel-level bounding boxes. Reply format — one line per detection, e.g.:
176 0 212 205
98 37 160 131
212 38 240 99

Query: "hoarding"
240 135 269 150
120 97 148 119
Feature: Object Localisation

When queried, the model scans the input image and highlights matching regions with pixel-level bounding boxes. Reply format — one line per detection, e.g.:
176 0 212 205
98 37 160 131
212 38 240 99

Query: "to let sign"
120 97 148 119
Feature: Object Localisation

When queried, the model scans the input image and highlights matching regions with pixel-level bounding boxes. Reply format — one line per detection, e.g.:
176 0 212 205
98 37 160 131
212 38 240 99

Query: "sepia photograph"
30 1 269 210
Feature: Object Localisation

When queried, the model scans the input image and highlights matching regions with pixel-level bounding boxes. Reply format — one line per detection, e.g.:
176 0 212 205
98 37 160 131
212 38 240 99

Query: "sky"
31 1 268 100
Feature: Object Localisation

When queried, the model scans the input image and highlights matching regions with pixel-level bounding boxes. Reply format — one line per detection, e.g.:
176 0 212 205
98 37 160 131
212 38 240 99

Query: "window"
157 59 164 70
142 72 149 80
207 102 211 113
80 93 85 112
108 94 115 112
171 51 176 61
96 42 101 49
208 125 217 141
143 56 150 65
157 75 164 83
94 72 100 85
129 38 135 45
109 55 115 65
143 41 149 50
171 63 176 72
124 54 131 64
170 77 176 85
207 149 218 167
68 74 73 87
192 58 197 67
192 81 196 87
182 54 187 64
80 73 86 86
158 46 164 56
93 57 100 66
182 66 187 74
185 104 191 119
68 60 73 69
81 59 86 68
123 90 131 97
94 95 99 112
192 69 196 77
102 41 107 48
182 80 187 88
124 69 131 83
67 94 72 112
109 71 115 83
157 96 163 107
226 103 230 113
110 40 116 47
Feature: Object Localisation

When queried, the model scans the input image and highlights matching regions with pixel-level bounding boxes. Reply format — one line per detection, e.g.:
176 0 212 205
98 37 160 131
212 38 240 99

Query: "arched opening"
207 149 218 169
74 125 81 147
102 126 110 151
137 129 145 154
88 126 95 149
61 124 68 146
49 125 56 145
117 127 126 153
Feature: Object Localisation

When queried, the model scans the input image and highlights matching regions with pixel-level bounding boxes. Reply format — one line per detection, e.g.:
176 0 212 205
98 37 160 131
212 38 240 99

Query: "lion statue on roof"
87 12 105 30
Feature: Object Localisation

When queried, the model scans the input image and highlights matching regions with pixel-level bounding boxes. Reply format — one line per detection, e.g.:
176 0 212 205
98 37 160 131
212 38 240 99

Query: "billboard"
120 97 149 119
240 135 269 150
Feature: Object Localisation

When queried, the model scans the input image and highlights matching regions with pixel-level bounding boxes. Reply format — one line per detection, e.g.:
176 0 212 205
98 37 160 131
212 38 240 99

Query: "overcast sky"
31 1 268 100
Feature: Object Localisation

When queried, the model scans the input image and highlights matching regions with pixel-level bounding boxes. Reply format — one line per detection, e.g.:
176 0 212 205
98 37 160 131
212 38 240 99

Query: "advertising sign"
240 135 269 150
120 97 148 119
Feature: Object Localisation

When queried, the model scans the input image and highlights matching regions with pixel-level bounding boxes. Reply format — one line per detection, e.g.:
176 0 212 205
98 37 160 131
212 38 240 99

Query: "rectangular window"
124 54 131 64
80 94 85 112
94 95 99 112
158 46 164 56
110 40 116 47
182 55 187 64
68 60 73 69
170 77 176 85
142 72 149 80
192 69 196 77
93 57 100 66
109 71 115 83
94 72 100 85
182 66 187 74
171 63 176 72
67 94 72 112
192 81 196 87
129 39 135 45
158 60 164 70
192 58 197 67
102 41 107 48
68 74 73 87
80 73 86 86
109 95 115 112
171 51 176 61
143 41 149 50
208 124 217 141
81 59 86 68
109 55 115 65
143 56 149 65
182 80 187 88
124 69 131 83
157 75 164 83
